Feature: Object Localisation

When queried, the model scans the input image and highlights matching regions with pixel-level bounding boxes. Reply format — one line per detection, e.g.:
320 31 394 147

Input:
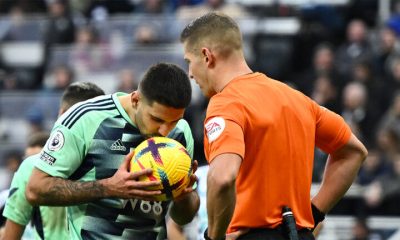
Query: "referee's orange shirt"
204 73 351 233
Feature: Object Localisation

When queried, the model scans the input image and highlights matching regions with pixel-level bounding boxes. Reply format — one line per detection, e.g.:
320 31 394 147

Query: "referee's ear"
201 47 215 68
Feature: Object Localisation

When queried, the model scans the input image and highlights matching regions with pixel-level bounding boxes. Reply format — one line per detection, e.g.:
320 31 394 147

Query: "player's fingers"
192 160 198 174
122 151 135 171
129 180 161 189
188 174 198 187
180 175 198 194
128 168 153 179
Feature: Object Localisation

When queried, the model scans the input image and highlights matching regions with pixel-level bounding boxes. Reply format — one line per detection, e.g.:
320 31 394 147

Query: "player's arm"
2 158 36 240
166 218 186 240
169 160 200 225
169 191 200 225
26 153 162 206
312 133 367 214
206 153 242 240
1 219 25 240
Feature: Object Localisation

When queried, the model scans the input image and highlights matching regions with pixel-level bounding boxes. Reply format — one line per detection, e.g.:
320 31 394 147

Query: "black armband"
311 203 326 229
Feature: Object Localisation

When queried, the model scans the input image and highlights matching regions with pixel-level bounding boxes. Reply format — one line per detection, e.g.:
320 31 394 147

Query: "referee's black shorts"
237 227 315 240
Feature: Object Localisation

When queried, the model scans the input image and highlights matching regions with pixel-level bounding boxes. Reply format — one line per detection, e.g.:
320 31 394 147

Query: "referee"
180 12 367 240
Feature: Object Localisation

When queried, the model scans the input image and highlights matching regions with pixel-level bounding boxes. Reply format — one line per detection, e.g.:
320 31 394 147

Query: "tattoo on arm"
39 177 106 206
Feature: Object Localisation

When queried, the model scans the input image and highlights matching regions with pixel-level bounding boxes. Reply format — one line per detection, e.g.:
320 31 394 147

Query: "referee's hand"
225 229 249 240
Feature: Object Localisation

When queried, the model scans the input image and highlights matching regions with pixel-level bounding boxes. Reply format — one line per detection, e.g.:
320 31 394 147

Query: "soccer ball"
130 137 193 201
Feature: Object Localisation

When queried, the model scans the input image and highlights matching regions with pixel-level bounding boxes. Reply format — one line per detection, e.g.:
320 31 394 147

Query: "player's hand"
173 160 199 202
226 229 249 240
102 151 162 200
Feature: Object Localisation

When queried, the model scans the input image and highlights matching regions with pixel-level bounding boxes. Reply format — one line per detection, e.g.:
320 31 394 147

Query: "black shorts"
237 227 315 240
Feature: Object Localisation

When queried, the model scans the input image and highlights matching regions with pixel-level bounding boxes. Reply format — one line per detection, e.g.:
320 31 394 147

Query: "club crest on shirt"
205 117 225 143
47 130 65 151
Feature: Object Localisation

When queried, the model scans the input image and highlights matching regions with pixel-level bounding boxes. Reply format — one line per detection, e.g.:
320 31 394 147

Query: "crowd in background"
1 0 400 238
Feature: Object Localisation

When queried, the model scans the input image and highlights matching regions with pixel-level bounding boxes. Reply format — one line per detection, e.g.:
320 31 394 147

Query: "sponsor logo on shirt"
110 139 126 151
40 151 57 166
47 130 65 151
205 117 225 143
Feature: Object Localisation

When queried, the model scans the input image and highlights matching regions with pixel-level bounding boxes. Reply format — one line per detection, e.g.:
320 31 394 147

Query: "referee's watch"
204 228 226 240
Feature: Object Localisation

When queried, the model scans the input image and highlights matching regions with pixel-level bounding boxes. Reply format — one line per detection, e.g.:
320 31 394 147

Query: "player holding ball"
26 63 199 240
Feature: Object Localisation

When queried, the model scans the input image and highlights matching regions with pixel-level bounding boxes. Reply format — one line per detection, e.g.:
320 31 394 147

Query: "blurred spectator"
0 150 23 190
351 217 383 240
376 127 400 162
251 34 293 80
134 24 159 45
346 0 378 27
341 82 377 147
69 0 92 15
42 0 75 46
25 106 45 136
44 64 74 91
298 4 344 43
1 6 26 41
71 25 113 74
75 25 98 45
378 91 400 132
376 91 400 161
364 154 400 215
0 0 46 14
291 5 343 73
54 65 74 90
294 42 341 98
0 6 45 89
132 17 180 44
351 60 386 116
310 75 340 113
335 19 372 81
135 0 169 15
115 69 138 93
177 0 247 19
357 149 390 186
374 26 400 78
169 0 204 11
24 131 49 158
132 1 179 45
384 56 400 105
4 151 22 175
0 72 18 90
85 0 135 21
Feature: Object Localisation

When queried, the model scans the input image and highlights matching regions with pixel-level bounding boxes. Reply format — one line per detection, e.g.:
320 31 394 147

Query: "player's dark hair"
27 131 50 148
139 63 191 109
61 82 105 110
